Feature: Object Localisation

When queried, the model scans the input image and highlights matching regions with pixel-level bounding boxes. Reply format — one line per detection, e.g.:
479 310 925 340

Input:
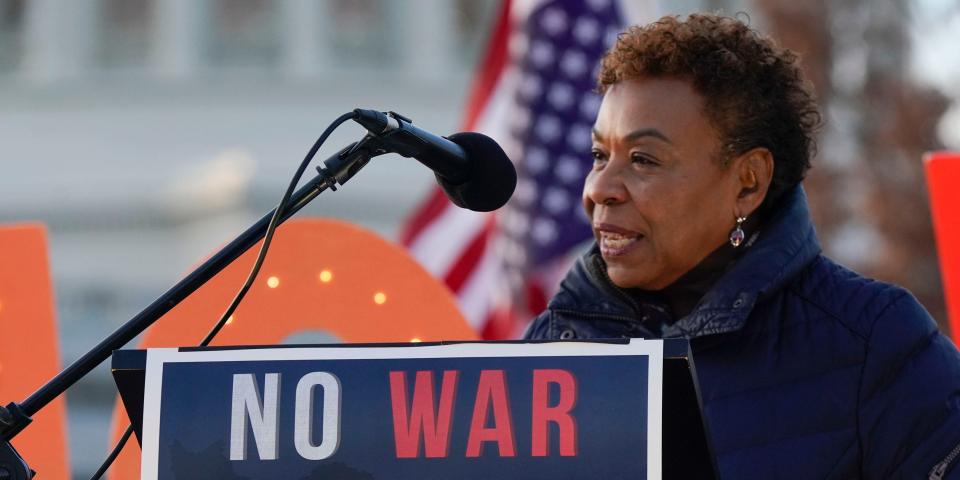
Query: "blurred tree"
754 0 950 332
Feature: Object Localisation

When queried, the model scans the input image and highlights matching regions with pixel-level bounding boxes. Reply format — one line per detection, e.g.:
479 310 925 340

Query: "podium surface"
113 339 714 479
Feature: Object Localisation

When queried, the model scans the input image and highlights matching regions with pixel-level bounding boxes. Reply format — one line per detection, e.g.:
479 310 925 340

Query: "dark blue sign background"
156 355 649 479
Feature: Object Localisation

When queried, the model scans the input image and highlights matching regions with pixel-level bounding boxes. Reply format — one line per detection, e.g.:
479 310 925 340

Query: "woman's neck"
657 241 741 319
630 216 761 320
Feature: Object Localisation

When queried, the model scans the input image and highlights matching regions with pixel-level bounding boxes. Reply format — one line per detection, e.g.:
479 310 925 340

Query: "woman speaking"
524 13 960 479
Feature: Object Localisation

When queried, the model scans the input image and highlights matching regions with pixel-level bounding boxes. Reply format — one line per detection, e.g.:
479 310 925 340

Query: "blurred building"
0 0 496 476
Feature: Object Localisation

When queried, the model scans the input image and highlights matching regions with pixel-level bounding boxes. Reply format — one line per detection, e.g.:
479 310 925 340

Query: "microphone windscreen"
439 132 517 212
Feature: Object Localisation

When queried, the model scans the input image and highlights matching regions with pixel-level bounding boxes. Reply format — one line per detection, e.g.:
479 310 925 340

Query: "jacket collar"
549 186 822 338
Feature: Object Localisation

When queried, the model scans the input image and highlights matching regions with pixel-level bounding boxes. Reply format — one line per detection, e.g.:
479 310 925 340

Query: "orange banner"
925 151 960 340
0 224 69 479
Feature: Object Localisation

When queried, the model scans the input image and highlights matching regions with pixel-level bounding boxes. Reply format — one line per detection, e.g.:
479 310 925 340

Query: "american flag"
401 0 655 339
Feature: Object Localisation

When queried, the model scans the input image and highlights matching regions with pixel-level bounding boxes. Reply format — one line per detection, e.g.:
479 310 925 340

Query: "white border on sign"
141 348 174 480
139 340 663 480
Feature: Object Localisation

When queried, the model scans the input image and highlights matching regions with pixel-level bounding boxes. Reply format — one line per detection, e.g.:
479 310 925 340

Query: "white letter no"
294 372 342 460
230 373 280 461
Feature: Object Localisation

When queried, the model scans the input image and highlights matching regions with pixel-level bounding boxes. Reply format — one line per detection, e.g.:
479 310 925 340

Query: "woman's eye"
631 152 659 166
591 149 607 163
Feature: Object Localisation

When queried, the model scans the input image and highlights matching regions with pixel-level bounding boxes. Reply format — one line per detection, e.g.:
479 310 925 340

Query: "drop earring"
730 216 746 247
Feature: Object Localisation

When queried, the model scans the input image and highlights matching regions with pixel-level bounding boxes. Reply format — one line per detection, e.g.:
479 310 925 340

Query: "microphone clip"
316 134 389 190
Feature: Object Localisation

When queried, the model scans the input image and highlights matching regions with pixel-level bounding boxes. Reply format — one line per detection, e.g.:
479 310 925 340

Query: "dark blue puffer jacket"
525 187 960 479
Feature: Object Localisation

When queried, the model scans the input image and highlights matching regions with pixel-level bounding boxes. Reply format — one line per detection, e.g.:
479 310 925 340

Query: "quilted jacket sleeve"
858 290 960 479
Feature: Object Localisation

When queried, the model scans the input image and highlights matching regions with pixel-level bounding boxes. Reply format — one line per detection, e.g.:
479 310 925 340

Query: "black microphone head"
440 132 517 212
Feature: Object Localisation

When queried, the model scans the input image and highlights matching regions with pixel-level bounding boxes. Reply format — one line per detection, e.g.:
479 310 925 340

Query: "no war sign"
140 341 663 479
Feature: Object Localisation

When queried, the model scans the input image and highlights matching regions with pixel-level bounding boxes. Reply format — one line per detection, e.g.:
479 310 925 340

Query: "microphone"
352 108 517 212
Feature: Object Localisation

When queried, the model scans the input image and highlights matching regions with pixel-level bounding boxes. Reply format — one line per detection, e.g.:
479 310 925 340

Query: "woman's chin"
605 259 673 290
605 265 646 290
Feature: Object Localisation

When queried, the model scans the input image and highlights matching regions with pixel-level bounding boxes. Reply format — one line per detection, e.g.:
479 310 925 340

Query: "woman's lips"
595 223 643 257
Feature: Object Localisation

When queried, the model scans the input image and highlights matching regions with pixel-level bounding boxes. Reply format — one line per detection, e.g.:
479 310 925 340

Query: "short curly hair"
598 13 821 214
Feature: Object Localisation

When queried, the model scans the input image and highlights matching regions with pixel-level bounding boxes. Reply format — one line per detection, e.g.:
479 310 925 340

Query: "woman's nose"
584 162 628 207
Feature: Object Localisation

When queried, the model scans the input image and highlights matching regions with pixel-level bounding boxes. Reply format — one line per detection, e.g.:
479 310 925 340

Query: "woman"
525 13 960 479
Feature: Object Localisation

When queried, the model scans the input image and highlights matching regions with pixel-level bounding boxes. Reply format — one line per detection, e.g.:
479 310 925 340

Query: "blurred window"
209 0 281 69
97 0 153 69
328 0 395 66
0 0 25 73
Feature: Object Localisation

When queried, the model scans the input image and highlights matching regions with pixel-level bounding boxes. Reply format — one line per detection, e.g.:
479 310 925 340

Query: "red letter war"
389 370 459 458
389 368 578 458
466 370 516 457
532 369 578 457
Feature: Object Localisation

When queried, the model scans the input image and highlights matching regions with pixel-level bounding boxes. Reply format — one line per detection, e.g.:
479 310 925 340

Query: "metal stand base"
0 439 33 480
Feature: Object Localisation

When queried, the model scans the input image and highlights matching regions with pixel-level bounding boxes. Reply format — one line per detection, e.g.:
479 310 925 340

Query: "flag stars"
532 218 559 245
580 93 602 118
568 123 594 151
587 0 612 12
535 115 562 142
402 0 624 330
547 82 575 111
519 74 543 103
529 40 556 69
556 155 587 184
574 17 602 45
540 7 568 36
524 146 550 174
543 187 572 214
503 209 531 237
513 178 539 207
560 50 589 79
506 5 622 265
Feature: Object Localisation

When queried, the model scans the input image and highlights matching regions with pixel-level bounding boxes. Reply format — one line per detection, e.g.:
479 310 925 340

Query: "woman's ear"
733 148 774 217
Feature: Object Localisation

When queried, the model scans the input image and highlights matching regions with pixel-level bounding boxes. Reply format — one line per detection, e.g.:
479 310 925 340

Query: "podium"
113 339 715 479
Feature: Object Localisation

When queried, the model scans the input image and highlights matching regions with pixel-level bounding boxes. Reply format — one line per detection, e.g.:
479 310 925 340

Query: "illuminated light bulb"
266 276 280 289
374 292 387 305
318 270 333 283
410 338 422 343
226 315 235 325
